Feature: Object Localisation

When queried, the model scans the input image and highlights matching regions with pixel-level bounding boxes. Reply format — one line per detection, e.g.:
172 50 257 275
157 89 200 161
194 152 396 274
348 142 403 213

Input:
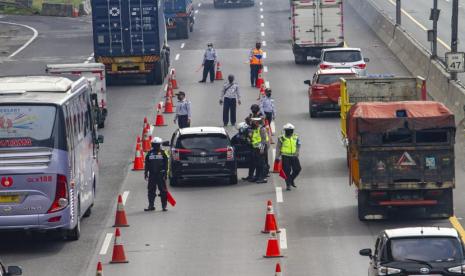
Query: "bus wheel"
66 201 81 241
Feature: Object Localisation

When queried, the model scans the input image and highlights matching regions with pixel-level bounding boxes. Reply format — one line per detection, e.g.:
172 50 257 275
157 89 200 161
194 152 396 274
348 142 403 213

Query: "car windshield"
389 237 463 263
177 134 229 150
0 105 57 148
324 50 362 63
317 74 355 85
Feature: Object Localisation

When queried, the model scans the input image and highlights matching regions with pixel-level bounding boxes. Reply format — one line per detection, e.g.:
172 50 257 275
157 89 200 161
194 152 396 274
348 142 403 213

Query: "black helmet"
228 74 234 82
251 104 260 113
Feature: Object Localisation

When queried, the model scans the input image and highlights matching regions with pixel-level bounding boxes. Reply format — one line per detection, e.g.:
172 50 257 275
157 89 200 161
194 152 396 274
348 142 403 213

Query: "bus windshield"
0 105 56 148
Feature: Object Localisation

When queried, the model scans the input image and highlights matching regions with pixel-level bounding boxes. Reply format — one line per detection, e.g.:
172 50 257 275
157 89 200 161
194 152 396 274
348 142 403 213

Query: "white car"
319 47 369 76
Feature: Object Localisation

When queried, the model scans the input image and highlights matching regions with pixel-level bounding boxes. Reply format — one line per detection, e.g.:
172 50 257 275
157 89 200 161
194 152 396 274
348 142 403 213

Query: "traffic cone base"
264 231 283 258
110 228 129 264
113 195 129 227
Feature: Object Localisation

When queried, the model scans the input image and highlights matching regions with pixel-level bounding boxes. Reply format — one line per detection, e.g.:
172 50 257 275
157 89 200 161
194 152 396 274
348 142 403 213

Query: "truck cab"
165 0 194 39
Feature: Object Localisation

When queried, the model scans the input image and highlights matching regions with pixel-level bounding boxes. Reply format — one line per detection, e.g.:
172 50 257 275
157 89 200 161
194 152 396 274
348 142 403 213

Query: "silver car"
319 47 369 76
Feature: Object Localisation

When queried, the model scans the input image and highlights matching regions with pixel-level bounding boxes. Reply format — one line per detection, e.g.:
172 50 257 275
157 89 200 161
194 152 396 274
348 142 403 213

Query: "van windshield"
0 105 56 148
389 237 463 263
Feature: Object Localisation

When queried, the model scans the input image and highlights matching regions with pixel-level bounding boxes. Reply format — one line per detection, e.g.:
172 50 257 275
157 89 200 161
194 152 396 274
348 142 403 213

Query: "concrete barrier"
346 0 465 125
41 3 73 17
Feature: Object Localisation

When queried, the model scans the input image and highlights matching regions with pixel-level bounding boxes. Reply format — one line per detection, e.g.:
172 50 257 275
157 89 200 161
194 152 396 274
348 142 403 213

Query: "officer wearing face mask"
174 91 191 128
144 137 169 211
245 104 264 126
259 88 276 124
199 42 217 83
276 123 301 191
249 42 264 87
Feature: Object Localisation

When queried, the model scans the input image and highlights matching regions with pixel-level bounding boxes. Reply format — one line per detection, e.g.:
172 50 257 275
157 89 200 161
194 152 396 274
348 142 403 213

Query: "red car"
304 68 357 118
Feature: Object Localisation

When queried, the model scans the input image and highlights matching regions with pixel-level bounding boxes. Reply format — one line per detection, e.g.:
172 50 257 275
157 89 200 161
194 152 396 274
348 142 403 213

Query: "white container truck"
290 0 344 64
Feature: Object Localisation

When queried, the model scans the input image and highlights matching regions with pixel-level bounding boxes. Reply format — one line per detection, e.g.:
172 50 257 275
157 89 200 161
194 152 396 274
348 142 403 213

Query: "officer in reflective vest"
276 123 301 190
249 42 264 87
144 137 169 211
244 118 268 183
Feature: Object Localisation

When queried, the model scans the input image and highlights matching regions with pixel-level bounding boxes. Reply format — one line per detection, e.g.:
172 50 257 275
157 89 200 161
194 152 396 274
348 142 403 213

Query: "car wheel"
229 175 238 185
309 102 318 118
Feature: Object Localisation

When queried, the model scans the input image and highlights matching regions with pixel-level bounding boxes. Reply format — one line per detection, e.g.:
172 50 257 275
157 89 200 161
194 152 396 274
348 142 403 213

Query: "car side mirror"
359 248 372 258
303 80 311 85
96 135 104 144
364 58 370 62
162 141 170 147
7 266 23 275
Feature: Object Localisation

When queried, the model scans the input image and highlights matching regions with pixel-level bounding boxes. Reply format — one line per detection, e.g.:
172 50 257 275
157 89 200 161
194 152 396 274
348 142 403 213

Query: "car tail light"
215 147 234 160
354 63 366 69
370 191 387 197
172 148 192 161
47 174 69 213
319 64 333 70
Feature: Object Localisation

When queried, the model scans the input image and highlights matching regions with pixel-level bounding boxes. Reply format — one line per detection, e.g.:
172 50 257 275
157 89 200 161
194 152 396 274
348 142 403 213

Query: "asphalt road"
370 0 465 84
1 0 465 275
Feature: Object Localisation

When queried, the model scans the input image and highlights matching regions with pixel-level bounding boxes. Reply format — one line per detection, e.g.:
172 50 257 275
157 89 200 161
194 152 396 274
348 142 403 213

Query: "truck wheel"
294 53 306 64
429 188 454 218
147 61 164 85
357 190 369 221
309 101 318 118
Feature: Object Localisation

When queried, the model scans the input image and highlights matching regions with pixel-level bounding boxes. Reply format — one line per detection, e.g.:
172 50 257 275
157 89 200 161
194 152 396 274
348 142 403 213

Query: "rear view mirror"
7 266 22 275
303 80 311 85
162 141 170 147
364 58 370 62
359 248 372 257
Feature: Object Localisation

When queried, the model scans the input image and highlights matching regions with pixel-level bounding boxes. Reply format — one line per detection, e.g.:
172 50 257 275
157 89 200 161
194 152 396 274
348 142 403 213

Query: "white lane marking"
265 81 270 88
386 0 450 50
262 40 267 46
181 43 185 48
279 228 288 249
260 1 263 5
272 148 276 160
276 187 283 203
175 53 180 60
263 51 267 58
0 21 39 58
261 31 265 37
261 22 265 27
260 14 264 19
99 233 114 255
260 7 263 12
122 190 130 205
198 2 201 6
264 65 268 72
195 9 199 14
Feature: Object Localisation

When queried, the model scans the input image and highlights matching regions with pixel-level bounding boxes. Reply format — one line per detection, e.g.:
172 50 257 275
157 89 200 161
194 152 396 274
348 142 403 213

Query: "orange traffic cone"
256 69 264 88
132 142 144 171
264 230 283 258
113 194 129 227
171 68 178 89
110 228 129 264
260 82 266 95
142 118 149 136
166 81 174 98
215 62 224 80
275 262 282 276
262 200 280 233
154 102 167 126
164 96 174 113
272 159 282 173
96 261 103 276
143 132 151 152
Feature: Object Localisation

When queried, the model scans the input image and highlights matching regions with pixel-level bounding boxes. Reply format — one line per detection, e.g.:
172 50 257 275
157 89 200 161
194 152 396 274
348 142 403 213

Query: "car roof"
384 227 459 239
317 68 357 75
178 126 227 135
322 47 361 52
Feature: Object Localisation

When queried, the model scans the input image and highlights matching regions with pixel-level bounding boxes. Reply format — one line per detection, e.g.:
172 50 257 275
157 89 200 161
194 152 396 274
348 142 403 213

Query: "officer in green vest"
276 123 301 190
243 117 268 183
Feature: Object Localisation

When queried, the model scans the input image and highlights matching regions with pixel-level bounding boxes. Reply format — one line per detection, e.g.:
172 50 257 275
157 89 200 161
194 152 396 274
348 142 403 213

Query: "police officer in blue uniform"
144 137 169 211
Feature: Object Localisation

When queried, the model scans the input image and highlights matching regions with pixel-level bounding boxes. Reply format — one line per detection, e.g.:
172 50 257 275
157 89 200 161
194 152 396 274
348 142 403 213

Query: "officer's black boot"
291 176 297 188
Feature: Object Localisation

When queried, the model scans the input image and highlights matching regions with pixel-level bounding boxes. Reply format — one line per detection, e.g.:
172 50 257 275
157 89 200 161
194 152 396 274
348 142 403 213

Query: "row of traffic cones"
262 201 284 275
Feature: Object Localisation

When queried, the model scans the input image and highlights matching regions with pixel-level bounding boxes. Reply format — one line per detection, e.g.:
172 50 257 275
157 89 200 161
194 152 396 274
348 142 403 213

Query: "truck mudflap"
357 188 453 221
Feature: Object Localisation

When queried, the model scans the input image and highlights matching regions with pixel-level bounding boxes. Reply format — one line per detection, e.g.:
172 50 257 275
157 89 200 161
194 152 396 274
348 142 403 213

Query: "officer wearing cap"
276 123 301 190
144 137 169 211
174 91 192 128
220 74 241 127
243 117 268 183
199 42 217 83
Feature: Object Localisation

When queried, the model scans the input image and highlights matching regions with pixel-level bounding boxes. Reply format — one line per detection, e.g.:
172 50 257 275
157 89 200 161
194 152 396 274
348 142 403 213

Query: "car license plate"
0 195 20 203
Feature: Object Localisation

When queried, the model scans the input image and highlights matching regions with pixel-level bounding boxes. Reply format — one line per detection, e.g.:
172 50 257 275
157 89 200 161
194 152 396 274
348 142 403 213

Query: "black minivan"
168 127 249 186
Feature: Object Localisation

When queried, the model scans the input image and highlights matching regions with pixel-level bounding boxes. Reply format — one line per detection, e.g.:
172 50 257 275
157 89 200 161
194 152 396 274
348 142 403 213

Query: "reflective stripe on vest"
280 134 298 156
250 49 263 65
251 128 262 148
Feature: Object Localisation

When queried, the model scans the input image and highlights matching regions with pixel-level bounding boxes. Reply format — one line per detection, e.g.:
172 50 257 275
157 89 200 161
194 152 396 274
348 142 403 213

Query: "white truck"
290 0 344 64
45 63 108 128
